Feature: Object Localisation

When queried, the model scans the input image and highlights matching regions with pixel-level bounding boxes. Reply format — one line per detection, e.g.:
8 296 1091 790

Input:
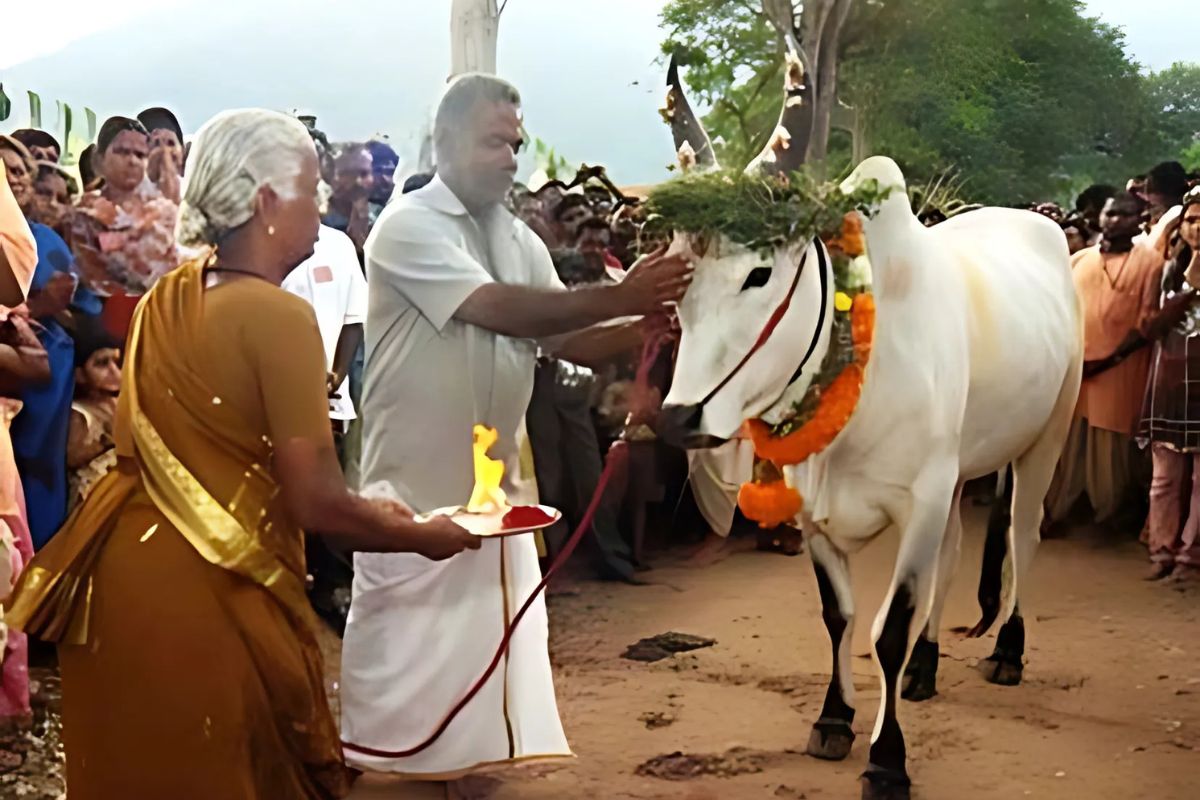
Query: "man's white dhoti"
340 177 570 775
345 536 566 776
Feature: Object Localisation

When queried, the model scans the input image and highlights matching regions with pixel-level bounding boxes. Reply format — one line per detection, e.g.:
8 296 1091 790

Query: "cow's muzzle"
655 403 727 450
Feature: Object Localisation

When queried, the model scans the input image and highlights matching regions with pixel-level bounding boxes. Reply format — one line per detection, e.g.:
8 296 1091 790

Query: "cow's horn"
661 52 719 172
745 33 814 177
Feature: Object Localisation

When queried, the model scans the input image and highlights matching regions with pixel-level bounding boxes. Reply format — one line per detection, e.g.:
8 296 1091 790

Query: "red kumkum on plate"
416 504 562 538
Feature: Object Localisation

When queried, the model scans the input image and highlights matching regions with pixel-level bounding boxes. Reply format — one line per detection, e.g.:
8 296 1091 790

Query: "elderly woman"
66 117 180 336
7 109 478 799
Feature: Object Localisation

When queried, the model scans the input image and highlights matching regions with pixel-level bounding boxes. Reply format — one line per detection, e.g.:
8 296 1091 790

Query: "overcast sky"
1 0 1192 184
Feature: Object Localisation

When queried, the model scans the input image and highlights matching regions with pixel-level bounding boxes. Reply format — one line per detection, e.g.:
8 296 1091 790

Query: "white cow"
656 53 1082 800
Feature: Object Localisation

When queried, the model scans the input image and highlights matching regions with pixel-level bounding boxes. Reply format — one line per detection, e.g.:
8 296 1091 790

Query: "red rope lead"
342 316 671 760
340 438 631 761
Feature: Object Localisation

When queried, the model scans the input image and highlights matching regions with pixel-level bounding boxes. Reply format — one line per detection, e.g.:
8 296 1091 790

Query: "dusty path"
7 506 1198 799
353 506 1199 800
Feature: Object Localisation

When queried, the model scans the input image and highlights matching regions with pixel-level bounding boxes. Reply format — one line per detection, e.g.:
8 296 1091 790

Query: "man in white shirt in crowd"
283 222 367 633
340 73 691 796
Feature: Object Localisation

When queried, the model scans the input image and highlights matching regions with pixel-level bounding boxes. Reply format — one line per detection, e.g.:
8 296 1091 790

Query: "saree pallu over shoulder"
124 266 312 624
6 259 350 798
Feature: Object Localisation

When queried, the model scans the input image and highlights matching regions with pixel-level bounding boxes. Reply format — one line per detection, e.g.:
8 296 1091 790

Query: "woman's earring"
267 225 276 236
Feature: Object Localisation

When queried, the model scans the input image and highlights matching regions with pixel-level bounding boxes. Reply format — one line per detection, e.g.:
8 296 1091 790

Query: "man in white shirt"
283 223 367 634
340 73 691 790
283 224 367 435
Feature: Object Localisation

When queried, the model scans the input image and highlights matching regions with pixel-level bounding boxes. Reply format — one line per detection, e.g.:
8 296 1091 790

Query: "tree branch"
717 97 753 149
746 61 782 106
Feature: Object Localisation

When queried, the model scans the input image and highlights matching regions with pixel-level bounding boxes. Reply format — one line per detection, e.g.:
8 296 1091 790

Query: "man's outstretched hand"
616 246 693 316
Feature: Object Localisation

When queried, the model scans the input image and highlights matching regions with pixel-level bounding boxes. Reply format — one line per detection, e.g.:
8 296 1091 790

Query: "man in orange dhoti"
1048 192 1164 524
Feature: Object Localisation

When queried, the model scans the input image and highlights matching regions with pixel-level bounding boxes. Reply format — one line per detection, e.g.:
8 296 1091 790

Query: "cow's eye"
740 267 772 291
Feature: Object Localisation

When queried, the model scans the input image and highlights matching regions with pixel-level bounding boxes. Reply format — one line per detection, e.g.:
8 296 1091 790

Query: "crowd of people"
0 72 1197 796
0 76 699 795
992 162 1200 581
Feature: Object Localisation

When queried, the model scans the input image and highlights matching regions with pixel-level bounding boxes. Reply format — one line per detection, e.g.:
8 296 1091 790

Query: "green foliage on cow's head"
644 167 892 252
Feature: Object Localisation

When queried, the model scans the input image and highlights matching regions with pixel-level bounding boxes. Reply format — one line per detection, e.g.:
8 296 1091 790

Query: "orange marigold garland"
737 460 804 529
823 212 866 259
738 225 876 527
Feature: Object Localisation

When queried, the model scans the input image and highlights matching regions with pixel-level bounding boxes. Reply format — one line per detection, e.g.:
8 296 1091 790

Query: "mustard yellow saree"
7 260 350 799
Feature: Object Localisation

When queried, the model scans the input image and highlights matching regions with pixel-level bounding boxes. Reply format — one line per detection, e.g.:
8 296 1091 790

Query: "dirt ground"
7 505 1199 800
353 505 1200 800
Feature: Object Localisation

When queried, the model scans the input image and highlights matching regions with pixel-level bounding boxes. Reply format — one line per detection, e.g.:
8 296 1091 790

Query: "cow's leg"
806 533 857 761
968 465 1011 638
982 360 1079 687
903 483 964 702
980 466 1041 687
862 480 953 800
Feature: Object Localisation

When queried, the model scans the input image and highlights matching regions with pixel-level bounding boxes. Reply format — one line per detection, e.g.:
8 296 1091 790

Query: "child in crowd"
66 316 121 513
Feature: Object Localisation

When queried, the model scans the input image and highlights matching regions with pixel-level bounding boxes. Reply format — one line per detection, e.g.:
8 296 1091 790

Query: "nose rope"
784 240 830 388
694 239 829 410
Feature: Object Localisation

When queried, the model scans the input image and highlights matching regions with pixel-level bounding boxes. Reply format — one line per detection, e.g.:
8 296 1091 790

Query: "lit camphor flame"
467 424 508 513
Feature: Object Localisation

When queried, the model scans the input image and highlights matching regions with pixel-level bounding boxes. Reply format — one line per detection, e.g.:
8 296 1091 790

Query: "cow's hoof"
901 674 938 702
807 719 855 761
861 765 911 800
901 638 938 702
979 654 1024 686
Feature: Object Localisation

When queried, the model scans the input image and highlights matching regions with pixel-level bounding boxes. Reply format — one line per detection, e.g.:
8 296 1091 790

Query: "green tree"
659 0 853 170
659 0 783 167
660 0 1191 203
1145 62 1200 162
841 0 1164 202
1182 141 1200 172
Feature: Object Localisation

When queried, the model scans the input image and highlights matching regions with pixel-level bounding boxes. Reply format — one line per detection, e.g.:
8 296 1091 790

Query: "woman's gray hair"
433 73 521 160
177 109 315 248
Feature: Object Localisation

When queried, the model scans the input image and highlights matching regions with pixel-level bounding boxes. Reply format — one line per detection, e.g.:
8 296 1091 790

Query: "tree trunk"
761 0 853 168
424 0 503 172
798 0 832 75
450 0 501 77
807 0 852 165
832 102 868 163
761 0 798 37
